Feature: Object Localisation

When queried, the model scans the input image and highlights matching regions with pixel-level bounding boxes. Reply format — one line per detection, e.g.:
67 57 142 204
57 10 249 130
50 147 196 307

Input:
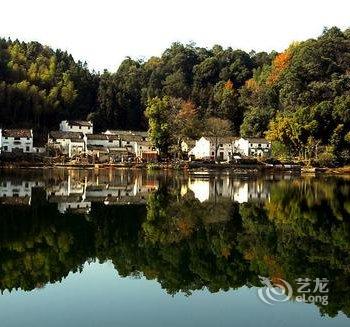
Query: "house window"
27 137 30 140
250 143 253 147
79 126 81 129
219 144 223 147
4 137 8 140
26 146 30 152
4 146 8 151
140 146 142 149
127 141 130 144
14 137 20 141
211 151 214 155
258 144 261 147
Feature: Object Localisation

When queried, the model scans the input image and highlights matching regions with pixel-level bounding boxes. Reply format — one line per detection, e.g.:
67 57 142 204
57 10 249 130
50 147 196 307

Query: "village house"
188 136 237 161
86 133 121 148
234 137 271 157
48 131 86 158
0 129 34 153
86 134 130 162
133 140 159 162
104 130 148 139
181 139 196 153
104 130 158 161
59 120 93 134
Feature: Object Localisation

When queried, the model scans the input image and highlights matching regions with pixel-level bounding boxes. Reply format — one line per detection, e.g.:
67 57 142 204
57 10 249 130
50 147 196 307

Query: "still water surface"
0 168 349 326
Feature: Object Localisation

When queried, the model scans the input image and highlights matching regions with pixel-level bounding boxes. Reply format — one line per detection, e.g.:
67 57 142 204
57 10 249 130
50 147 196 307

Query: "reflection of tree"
0 189 95 292
0 178 350 318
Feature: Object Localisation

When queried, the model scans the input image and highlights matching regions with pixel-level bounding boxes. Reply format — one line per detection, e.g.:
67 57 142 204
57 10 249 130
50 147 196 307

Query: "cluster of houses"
183 136 271 161
0 120 272 162
0 120 158 162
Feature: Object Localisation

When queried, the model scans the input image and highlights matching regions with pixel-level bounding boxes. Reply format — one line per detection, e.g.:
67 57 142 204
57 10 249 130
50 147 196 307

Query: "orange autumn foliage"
224 79 234 90
177 101 197 121
267 50 292 85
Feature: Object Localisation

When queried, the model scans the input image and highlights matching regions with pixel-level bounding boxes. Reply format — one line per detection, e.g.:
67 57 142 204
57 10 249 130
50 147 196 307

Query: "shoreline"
1 162 349 175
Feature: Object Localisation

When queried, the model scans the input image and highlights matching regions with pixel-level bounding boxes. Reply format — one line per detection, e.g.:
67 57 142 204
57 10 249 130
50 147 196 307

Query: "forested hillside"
0 27 349 162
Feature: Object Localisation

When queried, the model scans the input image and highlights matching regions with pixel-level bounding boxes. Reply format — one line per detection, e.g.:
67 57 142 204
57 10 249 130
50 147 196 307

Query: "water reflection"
0 169 349 319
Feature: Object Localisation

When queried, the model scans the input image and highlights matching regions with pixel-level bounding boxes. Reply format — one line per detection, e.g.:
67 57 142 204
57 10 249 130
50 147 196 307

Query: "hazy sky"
1 0 349 72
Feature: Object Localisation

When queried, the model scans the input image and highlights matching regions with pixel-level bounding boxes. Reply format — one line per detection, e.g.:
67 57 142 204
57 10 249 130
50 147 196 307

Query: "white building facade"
234 138 271 157
188 136 236 161
48 131 86 158
59 120 93 134
0 129 34 153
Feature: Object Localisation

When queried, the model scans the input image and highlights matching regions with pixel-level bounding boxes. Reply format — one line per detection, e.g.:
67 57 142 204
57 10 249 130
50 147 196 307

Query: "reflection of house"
233 180 270 203
186 177 270 204
59 120 93 134
0 129 34 153
0 180 43 205
48 131 86 158
46 172 159 211
189 136 237 161
234 138 271 157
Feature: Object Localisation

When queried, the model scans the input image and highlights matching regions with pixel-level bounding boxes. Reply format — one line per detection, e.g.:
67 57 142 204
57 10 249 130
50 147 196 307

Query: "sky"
1 0 349 72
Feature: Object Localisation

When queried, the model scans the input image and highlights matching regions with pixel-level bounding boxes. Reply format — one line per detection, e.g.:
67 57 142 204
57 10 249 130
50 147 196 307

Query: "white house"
86 134 121 148
189 136 237 161
234 138 271 157
48 131 86 158
0 129 34 153
133 140 158 161
59 120 93 134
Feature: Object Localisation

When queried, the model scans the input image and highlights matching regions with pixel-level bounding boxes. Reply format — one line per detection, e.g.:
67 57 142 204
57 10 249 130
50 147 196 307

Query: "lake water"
0 168 349 326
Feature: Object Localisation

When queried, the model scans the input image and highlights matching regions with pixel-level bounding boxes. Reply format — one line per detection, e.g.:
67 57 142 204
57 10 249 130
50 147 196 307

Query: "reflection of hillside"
0 171 349 318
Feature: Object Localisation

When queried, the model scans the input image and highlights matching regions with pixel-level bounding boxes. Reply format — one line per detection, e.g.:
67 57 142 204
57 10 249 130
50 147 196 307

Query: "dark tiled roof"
203 136 238 144
87 134 120 141
68 120 92 127
87 145 108 152
105 130 147 136
49 131 84 140
247 138 270 144
87 134 108 140
2 129 32 138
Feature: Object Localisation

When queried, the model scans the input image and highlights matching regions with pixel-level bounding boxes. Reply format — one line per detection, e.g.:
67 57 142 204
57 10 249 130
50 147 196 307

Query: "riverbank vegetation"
0 27 349 164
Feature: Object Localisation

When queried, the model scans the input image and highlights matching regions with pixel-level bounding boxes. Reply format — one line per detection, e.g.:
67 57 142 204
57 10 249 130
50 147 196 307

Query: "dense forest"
0 176 350 317
0 26 349 162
